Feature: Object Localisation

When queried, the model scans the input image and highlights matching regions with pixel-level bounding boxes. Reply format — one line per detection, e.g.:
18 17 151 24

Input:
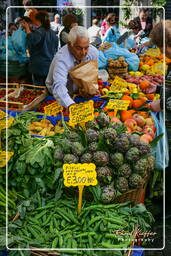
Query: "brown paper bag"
69 60 99 98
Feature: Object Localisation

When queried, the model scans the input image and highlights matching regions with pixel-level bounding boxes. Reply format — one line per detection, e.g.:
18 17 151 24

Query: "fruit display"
0 87 46 110
0 88 15 99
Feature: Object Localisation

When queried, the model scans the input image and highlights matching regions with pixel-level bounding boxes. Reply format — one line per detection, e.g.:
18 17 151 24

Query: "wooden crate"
0 84 47 111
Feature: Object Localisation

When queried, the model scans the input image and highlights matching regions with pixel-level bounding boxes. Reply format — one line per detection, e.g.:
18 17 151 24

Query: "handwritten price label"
0 117 14 130
63 163 97 187
0 151 14 167
0 110 7 120
44 102 63 116
69 101 94 125
106 99 130 110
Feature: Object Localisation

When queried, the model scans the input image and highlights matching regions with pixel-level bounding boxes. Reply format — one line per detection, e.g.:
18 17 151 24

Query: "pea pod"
104 217 127 226
58 234 63 247
52 237 58 248
74 232 96 238
34 210 47 220
58 250 81 255
101 241 131 248
88 234 93 248
71 239 77 248
87 216 102 227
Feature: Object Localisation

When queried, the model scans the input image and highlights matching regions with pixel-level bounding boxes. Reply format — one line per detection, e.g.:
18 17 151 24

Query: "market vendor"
46 26 99 108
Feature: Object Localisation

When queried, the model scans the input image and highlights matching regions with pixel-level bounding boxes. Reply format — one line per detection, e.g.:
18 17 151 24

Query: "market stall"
0 46 167 256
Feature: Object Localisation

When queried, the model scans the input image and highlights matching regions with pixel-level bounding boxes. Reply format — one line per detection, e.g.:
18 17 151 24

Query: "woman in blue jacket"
21 11 58 86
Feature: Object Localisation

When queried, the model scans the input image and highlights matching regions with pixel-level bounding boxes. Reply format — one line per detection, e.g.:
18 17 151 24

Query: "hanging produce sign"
63 163 97 214
106 99 130 110
69 100 94 125
44 102 63 116
0 151 14 167
0 110 7 119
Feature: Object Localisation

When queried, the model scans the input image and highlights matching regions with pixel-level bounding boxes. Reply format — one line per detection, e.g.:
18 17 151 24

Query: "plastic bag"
98 69 109 81
11 27 27 55
98 50 108 69
98 42 140 71
150 111 169 169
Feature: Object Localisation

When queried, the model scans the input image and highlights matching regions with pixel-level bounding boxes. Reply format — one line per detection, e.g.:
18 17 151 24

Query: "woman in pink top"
100 15 110 37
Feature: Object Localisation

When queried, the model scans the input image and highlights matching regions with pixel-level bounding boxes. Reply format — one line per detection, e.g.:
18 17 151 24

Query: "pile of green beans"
8 200 151 254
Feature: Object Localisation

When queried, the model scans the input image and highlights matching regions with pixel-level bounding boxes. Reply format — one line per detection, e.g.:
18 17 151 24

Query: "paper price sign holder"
69 101 94 127
0 116 14 167
106 99 130 116
44 102 63 116
63 163 97 214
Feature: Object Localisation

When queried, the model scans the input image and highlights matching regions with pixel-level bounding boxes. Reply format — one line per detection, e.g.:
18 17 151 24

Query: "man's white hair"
68 26 89 45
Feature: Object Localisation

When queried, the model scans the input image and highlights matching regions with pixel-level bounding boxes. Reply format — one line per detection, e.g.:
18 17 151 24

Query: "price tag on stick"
63 163 97 214
106 99 130 116
69 101 94 125
44 102 63 116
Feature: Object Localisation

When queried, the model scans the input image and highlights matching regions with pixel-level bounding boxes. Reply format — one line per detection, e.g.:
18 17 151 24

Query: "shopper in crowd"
46 26 98 108
22 0 38 26
50 13 62 35
128 19 144 45
100 15 110 38
8 23 17 37
59 13 78 48
87 18 101 43
102 13 120 43
134 8 153 38
21 10 58 86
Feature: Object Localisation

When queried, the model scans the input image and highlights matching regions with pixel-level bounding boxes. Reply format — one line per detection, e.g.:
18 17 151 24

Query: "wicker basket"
113 175 148 206
114 187 146 206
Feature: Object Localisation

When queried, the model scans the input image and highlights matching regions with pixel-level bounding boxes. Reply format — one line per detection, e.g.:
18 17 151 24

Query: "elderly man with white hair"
46 26 99 108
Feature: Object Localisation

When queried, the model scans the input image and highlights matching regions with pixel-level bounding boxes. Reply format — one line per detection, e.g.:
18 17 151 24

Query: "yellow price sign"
0 110 7 120
69 100 94 125
63 163 97 187
106 99 130 110
44 102 63 116
63 163 97 214
0 151 14 167
0 117 14 130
